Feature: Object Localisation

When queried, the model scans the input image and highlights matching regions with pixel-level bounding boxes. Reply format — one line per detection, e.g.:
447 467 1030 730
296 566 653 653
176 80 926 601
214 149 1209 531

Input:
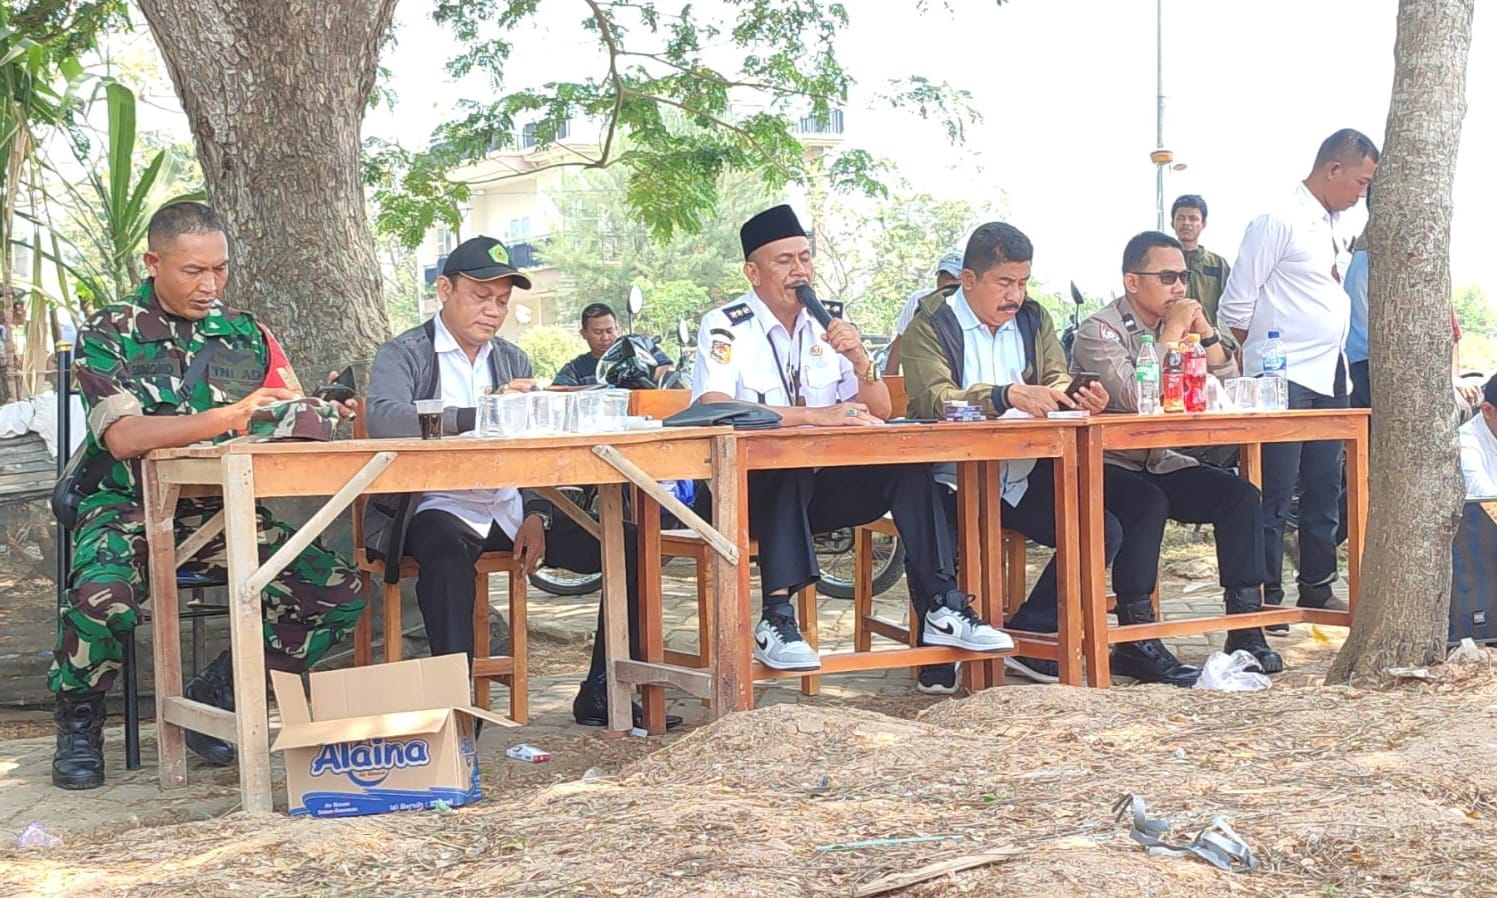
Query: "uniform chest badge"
810 344 823 356
710 339 732 363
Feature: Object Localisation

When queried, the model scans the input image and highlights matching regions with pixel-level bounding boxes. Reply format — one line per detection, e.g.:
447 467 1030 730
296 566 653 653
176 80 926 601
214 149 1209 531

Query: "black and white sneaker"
1003 656 1060 684
915 663 961 695
924 601 1014 652
753 613 821 671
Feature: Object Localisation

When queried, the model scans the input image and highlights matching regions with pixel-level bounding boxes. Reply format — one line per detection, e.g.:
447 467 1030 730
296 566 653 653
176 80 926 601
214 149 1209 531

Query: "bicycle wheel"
814 527 906 600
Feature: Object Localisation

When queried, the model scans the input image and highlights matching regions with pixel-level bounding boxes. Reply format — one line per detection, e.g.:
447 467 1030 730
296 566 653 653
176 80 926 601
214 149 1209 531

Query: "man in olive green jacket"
901 222 1138 686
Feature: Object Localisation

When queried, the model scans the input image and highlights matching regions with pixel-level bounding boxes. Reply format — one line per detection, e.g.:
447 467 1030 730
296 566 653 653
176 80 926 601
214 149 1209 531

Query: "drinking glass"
414 399 444 439
496 393 531 436
478 394 503 436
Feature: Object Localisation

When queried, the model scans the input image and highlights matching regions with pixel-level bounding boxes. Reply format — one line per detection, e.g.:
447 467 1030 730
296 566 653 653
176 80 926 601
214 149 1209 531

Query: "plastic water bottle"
1260 330 1288 410
1135 335 1161 414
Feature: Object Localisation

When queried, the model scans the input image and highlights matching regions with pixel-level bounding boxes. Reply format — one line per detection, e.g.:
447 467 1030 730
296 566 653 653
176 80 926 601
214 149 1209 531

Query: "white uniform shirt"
1459 414 1497 499
415 312 525 539
949 288 1034 505
1217 182 1356 396
691 290 859 407
894 286 958 336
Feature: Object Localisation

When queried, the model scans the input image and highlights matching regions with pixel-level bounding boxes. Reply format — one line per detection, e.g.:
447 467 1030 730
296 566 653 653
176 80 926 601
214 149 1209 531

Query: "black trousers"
940 459 1125 633
1263 374 1350 601
404 508 641 681
713 464 958 613
1106 465 1265 596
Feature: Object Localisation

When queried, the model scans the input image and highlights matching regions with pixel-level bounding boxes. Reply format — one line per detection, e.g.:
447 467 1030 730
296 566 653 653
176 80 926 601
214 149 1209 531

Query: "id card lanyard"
765 325 806 406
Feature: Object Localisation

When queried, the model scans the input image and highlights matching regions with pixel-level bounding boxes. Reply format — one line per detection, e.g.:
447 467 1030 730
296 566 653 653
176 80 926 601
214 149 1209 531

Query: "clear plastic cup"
478 394 503 436
496 393 530 436
528 391 570 435
599 389 630 431
574 390 608 433
1258 378 1285 411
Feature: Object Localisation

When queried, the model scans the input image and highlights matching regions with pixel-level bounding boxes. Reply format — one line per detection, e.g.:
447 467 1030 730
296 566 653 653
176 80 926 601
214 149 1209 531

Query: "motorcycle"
1060 281 1087 364
658 318 695 390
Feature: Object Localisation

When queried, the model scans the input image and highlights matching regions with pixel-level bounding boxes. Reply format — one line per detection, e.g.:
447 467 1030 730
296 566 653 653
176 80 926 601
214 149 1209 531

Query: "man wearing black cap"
689 205 1011 675
365 236 681 730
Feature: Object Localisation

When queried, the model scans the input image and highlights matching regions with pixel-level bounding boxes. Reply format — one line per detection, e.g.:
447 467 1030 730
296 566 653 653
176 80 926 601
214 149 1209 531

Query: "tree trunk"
1327 0 1474 683
137 0 397 381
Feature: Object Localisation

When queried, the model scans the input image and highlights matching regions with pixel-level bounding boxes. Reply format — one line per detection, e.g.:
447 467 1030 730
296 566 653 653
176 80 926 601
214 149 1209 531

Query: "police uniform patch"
723 303 754 325
710 339 732 363
810 344 823 356
1099 322 1122 343
709 327 735 341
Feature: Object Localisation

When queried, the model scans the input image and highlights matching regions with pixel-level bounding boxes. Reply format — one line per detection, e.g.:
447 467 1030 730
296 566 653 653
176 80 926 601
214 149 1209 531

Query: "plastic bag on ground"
1193 650 1271 692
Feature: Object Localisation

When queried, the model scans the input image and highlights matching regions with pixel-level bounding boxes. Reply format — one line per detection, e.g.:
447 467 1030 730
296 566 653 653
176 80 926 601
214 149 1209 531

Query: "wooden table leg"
636 491 666 733
1077 426 1111 688
977 461 1005 686
956 461 986 691
221 454 273 814
709 436 752 715
1239 442 1263 488
143 461 187 789
1345 421 1369 612
1053 431 1082 686
598 484 633 732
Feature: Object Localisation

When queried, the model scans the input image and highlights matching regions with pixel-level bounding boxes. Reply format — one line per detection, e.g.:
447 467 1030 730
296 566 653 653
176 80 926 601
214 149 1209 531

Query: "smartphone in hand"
1064 372 1101 399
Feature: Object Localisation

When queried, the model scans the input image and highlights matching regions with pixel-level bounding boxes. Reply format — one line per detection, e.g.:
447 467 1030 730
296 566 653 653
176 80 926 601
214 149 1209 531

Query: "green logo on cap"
488 244 510 266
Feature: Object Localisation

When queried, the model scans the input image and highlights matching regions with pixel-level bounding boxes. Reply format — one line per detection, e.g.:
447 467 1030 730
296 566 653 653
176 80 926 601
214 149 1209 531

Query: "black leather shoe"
52 693 106 790
183 651 236 766
572 677 683 730
1111 640 1201 688
1223 586 1285 673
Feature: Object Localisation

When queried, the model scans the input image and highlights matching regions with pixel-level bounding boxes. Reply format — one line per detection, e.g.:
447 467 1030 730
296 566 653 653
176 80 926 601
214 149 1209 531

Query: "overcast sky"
367 1 1491 300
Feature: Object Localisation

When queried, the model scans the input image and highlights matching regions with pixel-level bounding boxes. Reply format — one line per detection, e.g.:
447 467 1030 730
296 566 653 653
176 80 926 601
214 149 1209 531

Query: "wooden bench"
347 400 531 723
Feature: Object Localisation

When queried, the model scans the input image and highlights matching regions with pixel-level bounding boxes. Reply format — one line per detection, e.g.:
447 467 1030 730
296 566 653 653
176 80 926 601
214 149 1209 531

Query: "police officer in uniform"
1071 230 1282 676
51 202 367 789
690 205 1010 671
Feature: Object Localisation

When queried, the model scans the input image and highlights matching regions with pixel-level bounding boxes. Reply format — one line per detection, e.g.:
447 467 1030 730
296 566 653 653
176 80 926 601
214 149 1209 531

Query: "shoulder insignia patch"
709 327 735 342
1098 322 1122 343
723 303 754 325
824 301 844 320
710 339 732 364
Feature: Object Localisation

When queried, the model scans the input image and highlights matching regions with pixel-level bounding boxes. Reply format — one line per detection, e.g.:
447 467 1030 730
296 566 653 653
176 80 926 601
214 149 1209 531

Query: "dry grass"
4 648 1496 898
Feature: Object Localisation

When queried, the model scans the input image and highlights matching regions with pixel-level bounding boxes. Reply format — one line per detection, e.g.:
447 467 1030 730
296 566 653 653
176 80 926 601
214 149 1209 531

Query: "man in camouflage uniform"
1170 194 1236 354
51 201 365 790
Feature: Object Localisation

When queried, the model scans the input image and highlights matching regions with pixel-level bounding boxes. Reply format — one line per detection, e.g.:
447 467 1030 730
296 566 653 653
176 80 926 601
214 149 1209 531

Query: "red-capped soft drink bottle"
1162 341 1185 412
1183 332 1208 412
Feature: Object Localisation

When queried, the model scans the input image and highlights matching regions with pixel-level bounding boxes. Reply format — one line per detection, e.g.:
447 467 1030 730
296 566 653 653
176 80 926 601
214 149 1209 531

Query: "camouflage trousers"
49 494 367 696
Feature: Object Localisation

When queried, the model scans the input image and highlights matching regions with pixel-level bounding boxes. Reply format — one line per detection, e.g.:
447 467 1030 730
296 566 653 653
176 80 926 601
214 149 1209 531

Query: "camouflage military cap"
245 398 340 442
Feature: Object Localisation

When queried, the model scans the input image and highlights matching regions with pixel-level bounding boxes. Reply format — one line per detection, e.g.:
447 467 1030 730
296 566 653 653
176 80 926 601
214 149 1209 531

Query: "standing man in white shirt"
365 236 682 731
691 204 1011 675
882 250 963 375
1217 129 1379 615
1459 376 1497 498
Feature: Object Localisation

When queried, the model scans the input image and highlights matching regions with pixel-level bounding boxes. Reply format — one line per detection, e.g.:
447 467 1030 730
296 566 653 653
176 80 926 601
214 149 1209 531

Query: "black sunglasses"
1129 270 1191 286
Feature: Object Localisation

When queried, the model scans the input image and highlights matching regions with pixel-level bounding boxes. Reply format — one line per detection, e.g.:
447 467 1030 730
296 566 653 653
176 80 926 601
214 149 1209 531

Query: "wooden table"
142 429 724 814
614 420 1088 723
1075 409 1369 686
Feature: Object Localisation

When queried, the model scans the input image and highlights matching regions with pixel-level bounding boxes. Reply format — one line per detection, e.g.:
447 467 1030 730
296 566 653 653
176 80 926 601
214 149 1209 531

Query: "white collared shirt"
950 288 1034 505
1460 414 1497 499
415 312 525 539
691 290 858 407
1217 182 1355 396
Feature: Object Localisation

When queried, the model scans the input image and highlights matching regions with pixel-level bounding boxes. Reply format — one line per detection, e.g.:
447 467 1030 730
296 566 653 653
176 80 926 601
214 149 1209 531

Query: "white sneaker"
754 615 821 670
924 602 1014 652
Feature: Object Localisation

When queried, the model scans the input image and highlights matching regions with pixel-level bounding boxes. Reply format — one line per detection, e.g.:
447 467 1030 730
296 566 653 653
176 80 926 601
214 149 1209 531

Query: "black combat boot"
52 692 106 790
1110 597 1201 688
1222 586 1285 674
183 651 236 766
1296 580 1348 611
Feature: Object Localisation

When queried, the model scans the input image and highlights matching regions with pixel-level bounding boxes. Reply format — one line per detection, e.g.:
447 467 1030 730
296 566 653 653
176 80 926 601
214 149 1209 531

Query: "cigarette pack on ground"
270 653 514 818
505 743 552 763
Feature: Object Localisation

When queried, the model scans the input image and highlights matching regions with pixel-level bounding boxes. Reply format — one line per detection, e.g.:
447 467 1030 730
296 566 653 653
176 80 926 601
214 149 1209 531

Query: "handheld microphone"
794 284 833 329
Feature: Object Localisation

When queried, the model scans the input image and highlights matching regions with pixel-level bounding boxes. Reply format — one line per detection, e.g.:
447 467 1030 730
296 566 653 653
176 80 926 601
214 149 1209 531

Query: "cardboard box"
271 653 514 818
